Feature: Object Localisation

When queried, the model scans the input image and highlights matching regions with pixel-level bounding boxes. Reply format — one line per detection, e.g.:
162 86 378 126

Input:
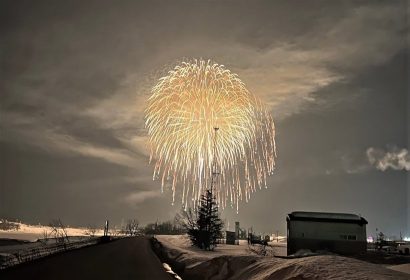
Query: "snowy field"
156 235 410 280
0 221 104 242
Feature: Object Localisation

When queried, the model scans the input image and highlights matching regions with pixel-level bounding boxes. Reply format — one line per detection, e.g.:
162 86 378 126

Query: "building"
286 211 368 255
225 231 236 245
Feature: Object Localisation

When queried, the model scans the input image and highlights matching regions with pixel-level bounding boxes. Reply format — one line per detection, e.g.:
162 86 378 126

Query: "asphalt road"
0 236 174 280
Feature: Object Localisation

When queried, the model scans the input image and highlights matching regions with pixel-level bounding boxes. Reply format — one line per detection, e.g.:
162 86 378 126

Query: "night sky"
1 0 409 238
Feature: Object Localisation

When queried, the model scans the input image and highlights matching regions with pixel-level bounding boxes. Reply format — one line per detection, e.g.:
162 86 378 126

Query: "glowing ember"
145 59 276 210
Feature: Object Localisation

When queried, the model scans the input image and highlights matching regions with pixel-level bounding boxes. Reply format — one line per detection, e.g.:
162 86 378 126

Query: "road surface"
0 236 174 280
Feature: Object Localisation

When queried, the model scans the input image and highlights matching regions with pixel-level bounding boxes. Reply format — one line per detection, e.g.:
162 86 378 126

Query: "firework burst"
145 59 276 210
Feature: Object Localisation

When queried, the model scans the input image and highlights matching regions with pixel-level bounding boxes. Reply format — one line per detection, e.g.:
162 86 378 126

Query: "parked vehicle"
397 243 410 255
382 246 397 253
381 245 397 253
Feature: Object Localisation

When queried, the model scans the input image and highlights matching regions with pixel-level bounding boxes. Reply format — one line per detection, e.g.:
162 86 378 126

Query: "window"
348 235 356 240
340 234 356 240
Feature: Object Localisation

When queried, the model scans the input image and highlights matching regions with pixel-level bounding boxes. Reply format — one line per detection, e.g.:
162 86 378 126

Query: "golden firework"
145 59 276 210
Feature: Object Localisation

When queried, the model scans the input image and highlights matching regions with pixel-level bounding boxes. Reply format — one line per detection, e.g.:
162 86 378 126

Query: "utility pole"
210 127 220 197
208 127 219 232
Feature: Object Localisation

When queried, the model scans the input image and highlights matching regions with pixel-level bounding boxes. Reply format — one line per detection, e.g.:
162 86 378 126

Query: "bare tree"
110 227 121 237
175 208 198 234
247 243 275 256
0 219 20 231
40 229 50 246
85 225 97 237
49 219 69 244
125 219 139 236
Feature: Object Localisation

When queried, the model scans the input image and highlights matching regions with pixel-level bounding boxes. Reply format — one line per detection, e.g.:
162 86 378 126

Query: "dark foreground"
0 236 173 280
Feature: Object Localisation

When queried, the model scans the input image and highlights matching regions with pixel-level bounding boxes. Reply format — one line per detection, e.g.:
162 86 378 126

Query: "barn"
286 211 368 255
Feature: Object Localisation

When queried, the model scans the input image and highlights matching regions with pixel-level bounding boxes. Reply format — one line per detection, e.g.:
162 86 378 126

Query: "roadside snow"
156 235 410 280
0 237 101 269
0 236 95 254
388 263 410 275
0 221 107 269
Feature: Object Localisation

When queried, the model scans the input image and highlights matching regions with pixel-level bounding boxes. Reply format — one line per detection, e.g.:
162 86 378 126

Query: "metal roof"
287 211 368 225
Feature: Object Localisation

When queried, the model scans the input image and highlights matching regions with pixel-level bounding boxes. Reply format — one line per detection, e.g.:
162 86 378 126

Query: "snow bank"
388 263 410 275
156 235 249 264
0 220 108 269
155 235 409 280
0 237 101 269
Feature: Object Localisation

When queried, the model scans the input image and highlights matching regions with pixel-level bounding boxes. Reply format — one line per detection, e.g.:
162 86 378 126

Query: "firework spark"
145 59 276 210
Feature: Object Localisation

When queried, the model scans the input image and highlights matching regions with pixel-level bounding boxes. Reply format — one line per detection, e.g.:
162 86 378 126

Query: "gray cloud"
367 147 410 171
0 111 145 169
0 0 408 235
123 190 162 206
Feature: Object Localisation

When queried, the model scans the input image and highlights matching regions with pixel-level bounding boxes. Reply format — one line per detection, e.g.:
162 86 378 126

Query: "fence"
0 237 100 270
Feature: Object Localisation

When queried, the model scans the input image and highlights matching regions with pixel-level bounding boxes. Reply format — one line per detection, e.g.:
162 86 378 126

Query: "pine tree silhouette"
194 189 223 250
185 127 223 250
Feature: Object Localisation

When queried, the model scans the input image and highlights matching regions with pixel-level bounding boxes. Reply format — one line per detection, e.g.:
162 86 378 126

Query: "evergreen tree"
194 189 223 250
180 127 223 250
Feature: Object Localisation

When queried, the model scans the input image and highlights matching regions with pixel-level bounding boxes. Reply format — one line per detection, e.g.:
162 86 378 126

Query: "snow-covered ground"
156 235 286 264
156 235 410 280
0 221 106 269
388 263 410 275
0 236 96 253
0 235 102 269
0 221 104 242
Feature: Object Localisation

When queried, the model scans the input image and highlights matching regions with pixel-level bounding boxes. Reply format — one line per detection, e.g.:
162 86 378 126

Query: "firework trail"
145 59 276 210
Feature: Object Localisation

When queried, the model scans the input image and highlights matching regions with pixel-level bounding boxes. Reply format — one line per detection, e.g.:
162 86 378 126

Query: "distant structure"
286 211 368 255
226 231 236 245
225 221 241 245
238 228 247 239
104 220 109 236
235 222 240 243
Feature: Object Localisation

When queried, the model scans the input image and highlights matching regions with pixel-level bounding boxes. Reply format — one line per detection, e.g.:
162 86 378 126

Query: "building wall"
287 220 367 255
289 220 366 241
